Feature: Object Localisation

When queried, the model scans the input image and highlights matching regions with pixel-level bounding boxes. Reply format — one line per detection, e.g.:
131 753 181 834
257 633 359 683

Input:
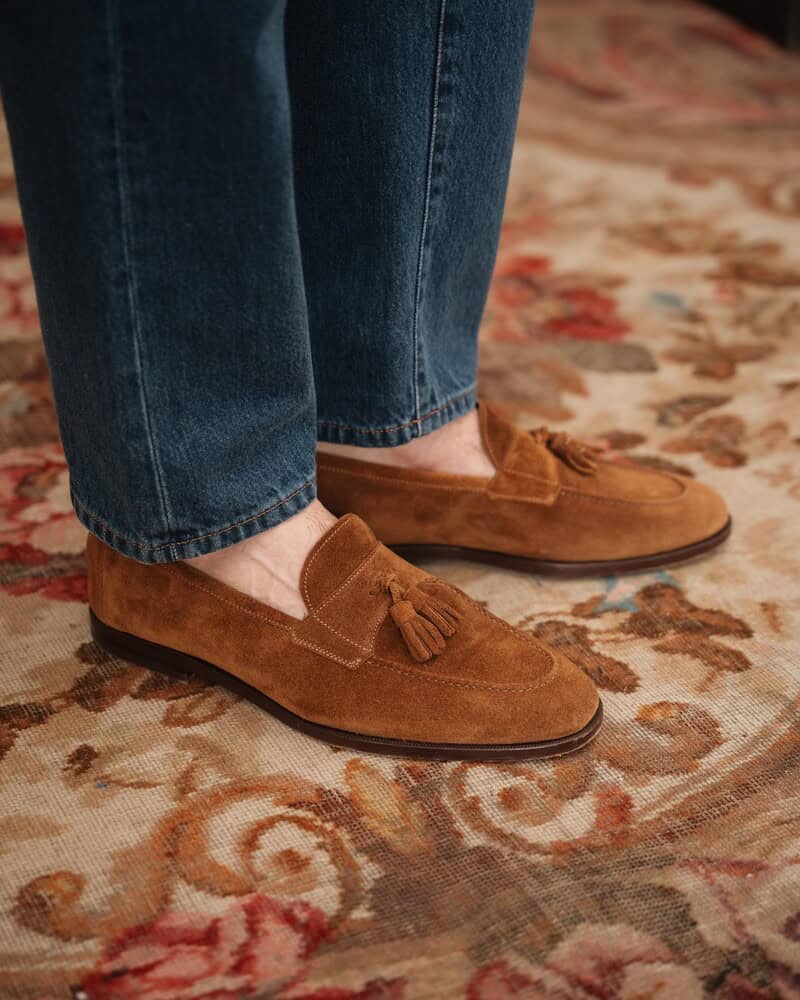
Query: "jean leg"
285 0 535 446
0 0 316 562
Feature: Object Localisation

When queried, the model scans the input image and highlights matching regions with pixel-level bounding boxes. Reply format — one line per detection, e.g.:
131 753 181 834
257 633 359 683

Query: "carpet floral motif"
1 2 799 997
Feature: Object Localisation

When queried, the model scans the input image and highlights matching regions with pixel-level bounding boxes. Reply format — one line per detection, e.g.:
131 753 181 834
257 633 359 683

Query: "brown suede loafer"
87 514 601 760
317 404 731 576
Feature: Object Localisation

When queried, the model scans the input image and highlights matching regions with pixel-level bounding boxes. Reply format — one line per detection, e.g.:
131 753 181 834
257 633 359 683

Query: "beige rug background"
2 2 799 997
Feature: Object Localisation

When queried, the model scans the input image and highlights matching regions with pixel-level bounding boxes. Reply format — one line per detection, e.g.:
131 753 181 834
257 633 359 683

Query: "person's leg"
0 0 341 616
1 1 602 756
287 3 729 574
1 0 328 570
285 0 534 474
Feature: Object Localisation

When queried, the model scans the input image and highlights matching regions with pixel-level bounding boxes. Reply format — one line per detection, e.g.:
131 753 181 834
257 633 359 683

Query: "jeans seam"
106 0 176 558
71 479 315 553
411 0 448 430
317 383 475 435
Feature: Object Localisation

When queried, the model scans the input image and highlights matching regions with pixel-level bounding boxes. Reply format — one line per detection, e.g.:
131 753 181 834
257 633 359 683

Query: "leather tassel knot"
530 426 602 476
386 578 460 663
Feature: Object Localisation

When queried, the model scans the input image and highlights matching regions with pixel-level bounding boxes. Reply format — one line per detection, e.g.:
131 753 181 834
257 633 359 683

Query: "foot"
317 408 495 477
316 402 731 574
86 515 602 760
186 500 337 619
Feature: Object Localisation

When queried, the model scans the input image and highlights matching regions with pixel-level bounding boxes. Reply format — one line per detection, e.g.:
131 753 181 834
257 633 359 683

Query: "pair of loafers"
89 404 730 760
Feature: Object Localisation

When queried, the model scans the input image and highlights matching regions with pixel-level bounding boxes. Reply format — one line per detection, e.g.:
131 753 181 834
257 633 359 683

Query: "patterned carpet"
2 2 799 997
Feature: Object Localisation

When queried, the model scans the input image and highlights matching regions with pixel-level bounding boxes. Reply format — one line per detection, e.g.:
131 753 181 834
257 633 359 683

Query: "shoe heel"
89 609 200 683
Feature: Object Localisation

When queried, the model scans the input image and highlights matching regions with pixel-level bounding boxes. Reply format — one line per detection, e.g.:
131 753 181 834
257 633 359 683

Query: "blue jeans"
0 0 535 562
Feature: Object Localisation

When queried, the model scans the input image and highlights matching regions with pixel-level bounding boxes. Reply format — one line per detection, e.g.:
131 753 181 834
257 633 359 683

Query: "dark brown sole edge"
392 517 732 578
89 610 602 762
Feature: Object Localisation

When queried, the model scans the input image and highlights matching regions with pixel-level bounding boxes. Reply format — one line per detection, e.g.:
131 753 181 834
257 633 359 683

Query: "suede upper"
316 403 730 562
87 515 600 746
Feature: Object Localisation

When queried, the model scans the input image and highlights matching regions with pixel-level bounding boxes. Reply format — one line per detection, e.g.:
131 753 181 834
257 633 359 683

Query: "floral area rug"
2 2 799 997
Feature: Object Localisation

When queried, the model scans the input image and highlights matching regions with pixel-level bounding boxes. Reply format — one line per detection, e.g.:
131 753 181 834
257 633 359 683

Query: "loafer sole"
391 517 732 578
89 610 603 761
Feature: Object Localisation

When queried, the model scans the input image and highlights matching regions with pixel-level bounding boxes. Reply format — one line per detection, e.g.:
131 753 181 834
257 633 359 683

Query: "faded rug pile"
1 1 799 997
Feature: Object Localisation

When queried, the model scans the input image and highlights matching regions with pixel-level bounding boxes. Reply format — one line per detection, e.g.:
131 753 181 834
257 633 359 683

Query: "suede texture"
86 515 599 746
316 403 730 561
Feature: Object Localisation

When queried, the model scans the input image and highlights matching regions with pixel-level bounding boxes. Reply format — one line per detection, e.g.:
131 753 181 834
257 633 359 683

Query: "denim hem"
72 479 317 564
316 384 476 447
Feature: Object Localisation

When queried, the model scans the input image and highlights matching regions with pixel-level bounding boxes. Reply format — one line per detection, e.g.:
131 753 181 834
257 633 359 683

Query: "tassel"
387 579 458 663
530 427 602 476
406 586 460 638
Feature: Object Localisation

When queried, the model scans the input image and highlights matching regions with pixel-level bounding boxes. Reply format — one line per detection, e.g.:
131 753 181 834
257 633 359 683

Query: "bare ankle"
186 500 337 619
318 408 494 477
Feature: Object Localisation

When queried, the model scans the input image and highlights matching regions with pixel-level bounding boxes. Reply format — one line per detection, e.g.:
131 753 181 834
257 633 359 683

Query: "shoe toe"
678 476 730 545
491 645 601 746
535 649 601 741
598 467 730 559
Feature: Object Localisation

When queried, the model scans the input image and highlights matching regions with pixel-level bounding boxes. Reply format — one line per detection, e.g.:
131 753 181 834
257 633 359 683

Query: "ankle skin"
318 409 495 477
186 500 337 619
